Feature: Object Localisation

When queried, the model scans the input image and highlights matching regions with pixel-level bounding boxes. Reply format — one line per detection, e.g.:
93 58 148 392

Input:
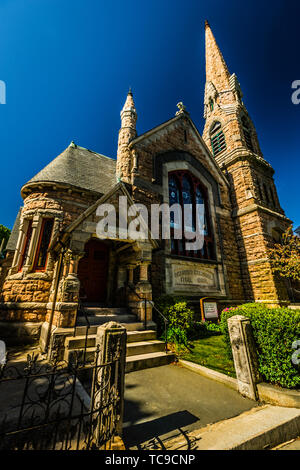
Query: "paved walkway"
123 363 256 449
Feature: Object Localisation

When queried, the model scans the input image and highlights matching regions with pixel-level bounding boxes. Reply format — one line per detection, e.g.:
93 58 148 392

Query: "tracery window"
210 121 226 157
168 171 214 259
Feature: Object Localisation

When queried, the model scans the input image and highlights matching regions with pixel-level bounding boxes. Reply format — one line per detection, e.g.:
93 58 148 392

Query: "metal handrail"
127 282 169 354
74 298 91 364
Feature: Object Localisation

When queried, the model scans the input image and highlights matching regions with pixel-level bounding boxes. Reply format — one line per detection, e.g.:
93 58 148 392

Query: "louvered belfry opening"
210 121 226 157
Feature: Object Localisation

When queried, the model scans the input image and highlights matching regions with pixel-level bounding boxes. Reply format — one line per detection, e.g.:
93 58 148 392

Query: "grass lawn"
181 334 236 378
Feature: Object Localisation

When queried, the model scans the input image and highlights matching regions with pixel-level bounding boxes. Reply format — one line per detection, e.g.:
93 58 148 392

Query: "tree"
0 225 11 251
269 226 300 281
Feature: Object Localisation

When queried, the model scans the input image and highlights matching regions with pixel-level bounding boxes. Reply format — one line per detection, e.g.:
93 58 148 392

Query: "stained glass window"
168 171 214 259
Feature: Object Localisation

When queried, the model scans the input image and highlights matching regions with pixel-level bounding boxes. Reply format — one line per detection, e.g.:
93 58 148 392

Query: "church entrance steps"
63 304 174 369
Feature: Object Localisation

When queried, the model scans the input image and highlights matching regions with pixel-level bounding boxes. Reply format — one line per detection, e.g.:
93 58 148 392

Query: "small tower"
116 89 137 183
203 21 291 305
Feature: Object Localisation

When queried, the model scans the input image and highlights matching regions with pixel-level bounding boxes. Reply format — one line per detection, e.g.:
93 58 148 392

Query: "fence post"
92 321 127 447
227 315 260 401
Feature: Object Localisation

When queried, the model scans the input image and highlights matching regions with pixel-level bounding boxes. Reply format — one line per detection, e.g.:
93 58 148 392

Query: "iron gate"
0 345 122 450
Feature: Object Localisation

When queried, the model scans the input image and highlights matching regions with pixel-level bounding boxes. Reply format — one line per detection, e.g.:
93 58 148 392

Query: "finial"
69 140 76 148
128 87 133 96
205 19 210 28
175 102 188 116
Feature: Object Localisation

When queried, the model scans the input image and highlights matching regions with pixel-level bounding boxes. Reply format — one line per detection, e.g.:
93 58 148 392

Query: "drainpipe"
45 246 65 354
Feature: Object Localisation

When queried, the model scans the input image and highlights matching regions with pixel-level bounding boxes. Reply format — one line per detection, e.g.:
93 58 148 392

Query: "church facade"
0 23 292 349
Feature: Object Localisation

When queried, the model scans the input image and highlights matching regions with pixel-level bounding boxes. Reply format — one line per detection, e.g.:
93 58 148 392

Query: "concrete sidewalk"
123 363 256 449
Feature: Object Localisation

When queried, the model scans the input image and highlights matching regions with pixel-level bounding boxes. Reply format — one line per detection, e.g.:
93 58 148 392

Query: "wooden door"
77 239 109 303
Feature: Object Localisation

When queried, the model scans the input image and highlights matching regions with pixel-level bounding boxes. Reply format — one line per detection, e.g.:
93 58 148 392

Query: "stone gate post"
227 315 260 400
92 321 127 446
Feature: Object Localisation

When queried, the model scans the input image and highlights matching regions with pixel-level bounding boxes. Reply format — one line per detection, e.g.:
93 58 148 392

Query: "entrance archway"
77 238 109 303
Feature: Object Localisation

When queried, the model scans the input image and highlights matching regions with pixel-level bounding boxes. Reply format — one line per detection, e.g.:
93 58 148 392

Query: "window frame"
168 170 215 260
210 122 226 157
32 217 54 272
18 219 33 272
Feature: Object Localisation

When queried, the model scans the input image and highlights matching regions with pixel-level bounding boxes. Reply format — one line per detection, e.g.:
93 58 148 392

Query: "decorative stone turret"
116 89 137 183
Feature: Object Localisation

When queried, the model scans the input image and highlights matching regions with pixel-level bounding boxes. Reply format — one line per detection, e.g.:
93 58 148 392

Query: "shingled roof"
22 143 117 195
6 207 22 251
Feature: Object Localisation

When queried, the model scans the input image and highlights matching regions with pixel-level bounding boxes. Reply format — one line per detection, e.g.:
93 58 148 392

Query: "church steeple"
205 20 231 91
116 89 137 183
203 22 263 165
202 22 289 305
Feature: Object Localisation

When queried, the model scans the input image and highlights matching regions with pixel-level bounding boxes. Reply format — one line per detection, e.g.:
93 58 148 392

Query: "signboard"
203 302 218 320
172 265 215 288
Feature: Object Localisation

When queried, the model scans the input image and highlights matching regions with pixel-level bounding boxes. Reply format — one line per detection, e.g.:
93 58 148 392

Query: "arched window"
168 171 214 259
241 116 254 152
209 98 214 112
210 122 226 157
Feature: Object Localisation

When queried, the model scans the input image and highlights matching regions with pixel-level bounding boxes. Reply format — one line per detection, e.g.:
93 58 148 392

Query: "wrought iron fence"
0 345 122 450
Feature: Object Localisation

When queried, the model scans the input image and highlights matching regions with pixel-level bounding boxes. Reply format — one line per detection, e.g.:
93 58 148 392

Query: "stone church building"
0 23 293 356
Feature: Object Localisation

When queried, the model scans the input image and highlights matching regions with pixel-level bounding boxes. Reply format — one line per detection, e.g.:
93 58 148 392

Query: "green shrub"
220 303 300 389
153 295 191 336
160 301 194 351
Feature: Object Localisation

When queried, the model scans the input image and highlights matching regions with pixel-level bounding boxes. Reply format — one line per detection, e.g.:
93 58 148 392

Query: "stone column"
227 315 260 400
10 219 27 273
22 215 41 273
92 322 127 447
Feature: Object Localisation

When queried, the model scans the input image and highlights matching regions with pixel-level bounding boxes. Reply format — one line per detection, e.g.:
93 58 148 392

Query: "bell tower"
202 21 291 305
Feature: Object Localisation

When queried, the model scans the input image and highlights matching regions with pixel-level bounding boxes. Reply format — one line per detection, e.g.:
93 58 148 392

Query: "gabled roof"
129 111 229 187
22 143 117 195
49 182 159 252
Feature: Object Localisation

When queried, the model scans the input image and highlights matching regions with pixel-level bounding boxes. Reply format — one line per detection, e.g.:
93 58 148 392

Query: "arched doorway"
77 238 109 303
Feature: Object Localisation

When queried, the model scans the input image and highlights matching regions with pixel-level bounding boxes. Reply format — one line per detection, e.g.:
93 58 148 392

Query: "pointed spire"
121 88 136 118
205 21 231 91
117 89 138 183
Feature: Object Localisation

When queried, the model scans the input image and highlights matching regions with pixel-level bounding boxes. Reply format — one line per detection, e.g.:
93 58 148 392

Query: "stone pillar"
10 219 27 273
22 215 41 273
227 315 260 400
92 322 127 446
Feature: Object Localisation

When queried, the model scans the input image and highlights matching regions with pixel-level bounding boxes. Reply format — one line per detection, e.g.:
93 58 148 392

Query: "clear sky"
0 0 299 230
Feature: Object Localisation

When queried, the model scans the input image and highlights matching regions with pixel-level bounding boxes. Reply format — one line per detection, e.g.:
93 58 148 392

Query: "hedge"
220 303 300 389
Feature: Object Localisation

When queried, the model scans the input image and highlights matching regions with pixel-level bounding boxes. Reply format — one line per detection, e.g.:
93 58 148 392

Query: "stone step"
74 321 157 335
82 307 129 316
127 340 165 357
65 330 158 351
65 334 97 350
76 314 137 326
126 330 157 343
125 351 175 373
288 304 300 310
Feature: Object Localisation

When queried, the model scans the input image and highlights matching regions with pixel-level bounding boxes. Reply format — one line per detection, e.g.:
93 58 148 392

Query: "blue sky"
0 0 299 229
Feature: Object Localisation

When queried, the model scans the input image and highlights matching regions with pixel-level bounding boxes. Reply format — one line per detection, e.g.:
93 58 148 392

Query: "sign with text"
203 302 218 320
